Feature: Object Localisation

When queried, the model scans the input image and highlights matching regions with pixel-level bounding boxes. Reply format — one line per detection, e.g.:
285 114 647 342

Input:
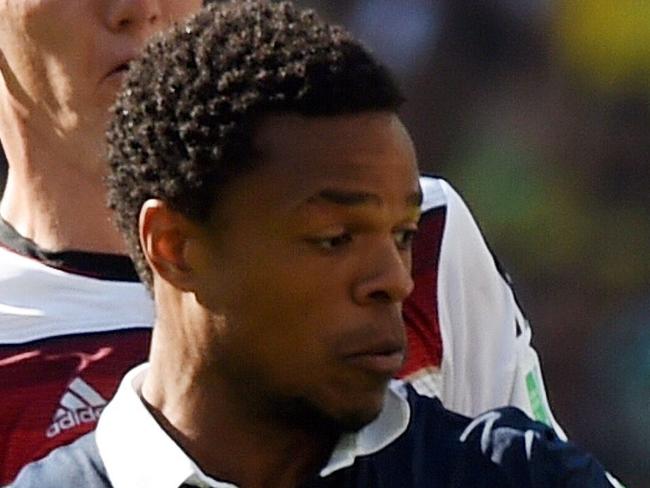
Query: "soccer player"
0 0 559 484
10 3 614 486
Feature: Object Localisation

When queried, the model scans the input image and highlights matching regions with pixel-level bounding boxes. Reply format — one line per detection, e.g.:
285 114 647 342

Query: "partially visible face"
190 112 421 432
0 0 202 169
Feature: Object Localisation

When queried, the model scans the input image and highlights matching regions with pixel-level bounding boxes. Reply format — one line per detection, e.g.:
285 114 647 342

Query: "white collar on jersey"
96 363 411 488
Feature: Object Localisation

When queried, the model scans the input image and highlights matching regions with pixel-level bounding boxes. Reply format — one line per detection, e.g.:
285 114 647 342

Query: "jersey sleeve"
426 177 563 434
458 407 617 487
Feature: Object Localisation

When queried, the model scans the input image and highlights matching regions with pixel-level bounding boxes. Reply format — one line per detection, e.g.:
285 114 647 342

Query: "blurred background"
0 0 647 484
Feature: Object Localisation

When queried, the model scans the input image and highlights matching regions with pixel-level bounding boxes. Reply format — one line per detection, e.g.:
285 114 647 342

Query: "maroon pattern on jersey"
399 207 445 378
0 328 151 485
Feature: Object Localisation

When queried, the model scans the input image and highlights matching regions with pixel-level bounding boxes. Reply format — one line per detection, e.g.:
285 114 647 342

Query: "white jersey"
403 176 562 437
0 247 152 344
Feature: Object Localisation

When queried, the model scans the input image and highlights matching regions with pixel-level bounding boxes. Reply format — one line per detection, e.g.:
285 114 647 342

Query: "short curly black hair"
107 0 404 288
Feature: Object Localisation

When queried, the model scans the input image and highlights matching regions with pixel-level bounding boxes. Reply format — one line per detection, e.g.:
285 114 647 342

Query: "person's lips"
105 64 129 80
103 58 134 83
342 339 405 376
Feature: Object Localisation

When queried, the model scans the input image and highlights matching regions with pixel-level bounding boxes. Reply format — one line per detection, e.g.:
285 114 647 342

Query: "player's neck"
0 136 126 254
144 324 337 488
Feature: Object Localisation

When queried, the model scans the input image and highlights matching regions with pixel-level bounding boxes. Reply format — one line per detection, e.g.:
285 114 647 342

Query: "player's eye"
308 232 353 251
394 227 418 251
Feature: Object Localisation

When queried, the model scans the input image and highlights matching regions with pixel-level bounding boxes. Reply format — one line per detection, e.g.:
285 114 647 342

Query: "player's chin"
334 401 384 432
326 380 390 432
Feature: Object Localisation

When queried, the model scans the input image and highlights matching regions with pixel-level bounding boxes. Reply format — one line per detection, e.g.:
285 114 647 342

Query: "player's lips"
103 57 135 83
342 340 405 376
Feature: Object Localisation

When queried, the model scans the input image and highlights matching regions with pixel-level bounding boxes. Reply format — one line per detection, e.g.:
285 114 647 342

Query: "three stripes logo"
46 377 107 438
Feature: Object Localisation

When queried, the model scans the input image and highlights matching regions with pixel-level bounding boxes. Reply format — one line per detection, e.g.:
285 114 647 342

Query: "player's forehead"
246 112 420 213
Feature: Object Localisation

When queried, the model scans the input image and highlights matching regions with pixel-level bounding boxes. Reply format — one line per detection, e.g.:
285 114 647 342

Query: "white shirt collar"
96 363 411 488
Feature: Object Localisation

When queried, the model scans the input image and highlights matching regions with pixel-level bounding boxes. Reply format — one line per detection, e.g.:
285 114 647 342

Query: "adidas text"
46 405 104 438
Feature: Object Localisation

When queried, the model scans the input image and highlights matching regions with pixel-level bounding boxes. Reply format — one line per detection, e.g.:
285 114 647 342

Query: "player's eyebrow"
309 189 381 206
307 188 423 208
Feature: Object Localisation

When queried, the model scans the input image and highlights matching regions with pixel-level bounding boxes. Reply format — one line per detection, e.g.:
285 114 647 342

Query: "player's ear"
139 199 197 291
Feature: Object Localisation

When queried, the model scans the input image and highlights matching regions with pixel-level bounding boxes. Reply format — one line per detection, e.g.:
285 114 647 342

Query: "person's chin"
269 386 387 434
334 403 384 433
328 385 389 433
94 74 125 105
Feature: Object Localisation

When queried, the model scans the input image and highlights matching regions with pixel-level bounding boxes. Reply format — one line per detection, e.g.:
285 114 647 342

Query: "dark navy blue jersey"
304 387 612 487
9 386 612 488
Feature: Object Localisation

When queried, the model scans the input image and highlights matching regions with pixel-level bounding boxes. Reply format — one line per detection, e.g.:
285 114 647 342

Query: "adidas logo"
46 377 107 438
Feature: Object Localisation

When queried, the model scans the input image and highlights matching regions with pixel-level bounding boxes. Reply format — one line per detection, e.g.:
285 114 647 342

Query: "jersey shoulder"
0 247 153 344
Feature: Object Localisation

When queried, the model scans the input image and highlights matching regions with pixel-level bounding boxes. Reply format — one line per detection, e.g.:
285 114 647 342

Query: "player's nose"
106 0 162 38
353 240 414 306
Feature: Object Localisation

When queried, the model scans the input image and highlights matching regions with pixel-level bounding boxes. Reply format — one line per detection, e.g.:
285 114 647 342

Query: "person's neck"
142 319 338 488
0 131 126 254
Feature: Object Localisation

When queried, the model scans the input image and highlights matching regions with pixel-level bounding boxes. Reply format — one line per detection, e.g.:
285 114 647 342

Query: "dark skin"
139 112 421 487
